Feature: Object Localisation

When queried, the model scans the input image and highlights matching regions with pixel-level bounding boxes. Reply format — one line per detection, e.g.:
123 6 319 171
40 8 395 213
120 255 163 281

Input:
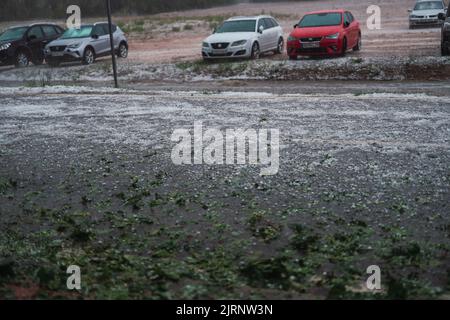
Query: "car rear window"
298 13 343 28
101 24 117 34
216 20 256 33
28 26 44 39
42 25 58 37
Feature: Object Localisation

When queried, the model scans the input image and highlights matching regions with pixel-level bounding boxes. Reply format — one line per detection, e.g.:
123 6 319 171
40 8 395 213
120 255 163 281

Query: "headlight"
67 43 81 49
325 33 339 39
410 15 418 19
287 36 298 41
0 43 11 51
231 40 247 47
202 42 209 48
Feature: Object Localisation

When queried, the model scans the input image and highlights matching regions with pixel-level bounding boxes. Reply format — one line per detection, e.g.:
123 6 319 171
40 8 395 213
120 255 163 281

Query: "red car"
287 10 361 59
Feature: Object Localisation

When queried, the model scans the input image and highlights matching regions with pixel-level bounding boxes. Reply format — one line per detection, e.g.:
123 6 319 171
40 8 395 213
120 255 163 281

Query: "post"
106 0 119 88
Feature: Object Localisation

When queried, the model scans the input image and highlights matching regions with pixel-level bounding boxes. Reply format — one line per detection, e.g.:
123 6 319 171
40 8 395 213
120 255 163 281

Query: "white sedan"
202 15 284 60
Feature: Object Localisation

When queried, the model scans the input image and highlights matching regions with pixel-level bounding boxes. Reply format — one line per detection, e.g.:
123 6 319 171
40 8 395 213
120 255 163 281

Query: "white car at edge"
202 15 284 60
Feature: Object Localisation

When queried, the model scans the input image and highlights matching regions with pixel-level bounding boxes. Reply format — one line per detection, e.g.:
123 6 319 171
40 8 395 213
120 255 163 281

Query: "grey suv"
45 22 128 66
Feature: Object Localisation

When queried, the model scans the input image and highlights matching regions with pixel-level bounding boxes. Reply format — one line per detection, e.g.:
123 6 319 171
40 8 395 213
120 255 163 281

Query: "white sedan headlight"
325 33 339 40
202 42 209 48
0 43 11 51
231 40 247 47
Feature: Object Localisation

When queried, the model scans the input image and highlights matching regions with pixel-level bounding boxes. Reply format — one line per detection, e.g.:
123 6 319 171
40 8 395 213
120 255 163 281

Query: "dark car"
0 24 64 67
439 4 450 55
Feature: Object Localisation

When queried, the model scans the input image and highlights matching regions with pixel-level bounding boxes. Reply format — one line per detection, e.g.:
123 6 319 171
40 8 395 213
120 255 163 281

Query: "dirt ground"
1 83 450 299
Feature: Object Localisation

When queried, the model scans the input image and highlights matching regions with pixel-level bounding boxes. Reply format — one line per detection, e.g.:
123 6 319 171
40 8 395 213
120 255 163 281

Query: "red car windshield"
298 13 343 28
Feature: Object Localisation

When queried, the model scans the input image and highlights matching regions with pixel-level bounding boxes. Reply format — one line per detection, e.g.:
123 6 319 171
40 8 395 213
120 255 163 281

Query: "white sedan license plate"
53 51 64 57
302 42 320 49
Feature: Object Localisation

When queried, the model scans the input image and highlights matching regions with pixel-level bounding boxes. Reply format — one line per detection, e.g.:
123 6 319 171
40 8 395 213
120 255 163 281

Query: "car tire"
15 50 30 68
353 34 362 51
340 37 347 57
251 42 260 59
82 47 95 65
276 37 284 54
118 42 128 58
32 55 44 66
442 43 450 56
47 58 61 67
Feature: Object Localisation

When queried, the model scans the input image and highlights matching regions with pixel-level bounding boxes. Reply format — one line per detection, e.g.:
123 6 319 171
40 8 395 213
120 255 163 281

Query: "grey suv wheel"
118 43 128 58
83 47 95 65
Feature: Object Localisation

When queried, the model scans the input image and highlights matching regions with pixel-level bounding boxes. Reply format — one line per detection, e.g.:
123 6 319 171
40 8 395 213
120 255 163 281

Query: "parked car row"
0 22 128 68
202 10 361 61
1 1 449 68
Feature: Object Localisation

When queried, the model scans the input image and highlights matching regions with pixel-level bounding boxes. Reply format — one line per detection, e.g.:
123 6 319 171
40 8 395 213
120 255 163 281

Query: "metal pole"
106 0 118 88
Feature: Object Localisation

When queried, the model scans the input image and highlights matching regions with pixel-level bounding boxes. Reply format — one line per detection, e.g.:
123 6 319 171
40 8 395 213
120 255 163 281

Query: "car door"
271 18 283 44
42 25 62 45
257 18 271 51
91 24 109 55
345 12 359 48
104 24 119 51
26 25 45 61
262 18 274 50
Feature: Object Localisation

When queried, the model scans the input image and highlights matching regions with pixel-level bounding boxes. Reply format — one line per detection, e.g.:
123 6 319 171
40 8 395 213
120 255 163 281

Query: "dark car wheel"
276 37 284 54
47 58 61 67
32 55 44 66
15 51 30 68
340 37 347 57
118 42 128 58
442 43 450 56
353 35 362 51
289 55 298 60
83 47 95 65
251 42 260 59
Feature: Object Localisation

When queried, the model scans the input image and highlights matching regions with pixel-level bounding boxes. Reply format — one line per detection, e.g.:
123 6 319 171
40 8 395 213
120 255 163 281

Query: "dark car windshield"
414 1 444 10
298 13 343 28
0 27 28 41
60 26 93 39
215 20 256 33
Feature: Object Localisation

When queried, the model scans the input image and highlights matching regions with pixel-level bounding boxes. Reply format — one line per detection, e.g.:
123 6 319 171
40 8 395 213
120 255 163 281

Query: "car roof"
227 15 274 21
6 23 60 29
303 9 346 15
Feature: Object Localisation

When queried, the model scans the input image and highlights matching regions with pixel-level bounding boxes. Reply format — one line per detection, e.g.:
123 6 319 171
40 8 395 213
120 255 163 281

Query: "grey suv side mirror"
91 34 99 39
258 25 264 34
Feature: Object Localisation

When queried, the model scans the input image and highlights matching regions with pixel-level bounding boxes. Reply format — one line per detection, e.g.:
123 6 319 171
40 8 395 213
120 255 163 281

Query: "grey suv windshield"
299 13 343 28
60 26 93 39
0 27 28 41
216 20 256 33
414 1 444 10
